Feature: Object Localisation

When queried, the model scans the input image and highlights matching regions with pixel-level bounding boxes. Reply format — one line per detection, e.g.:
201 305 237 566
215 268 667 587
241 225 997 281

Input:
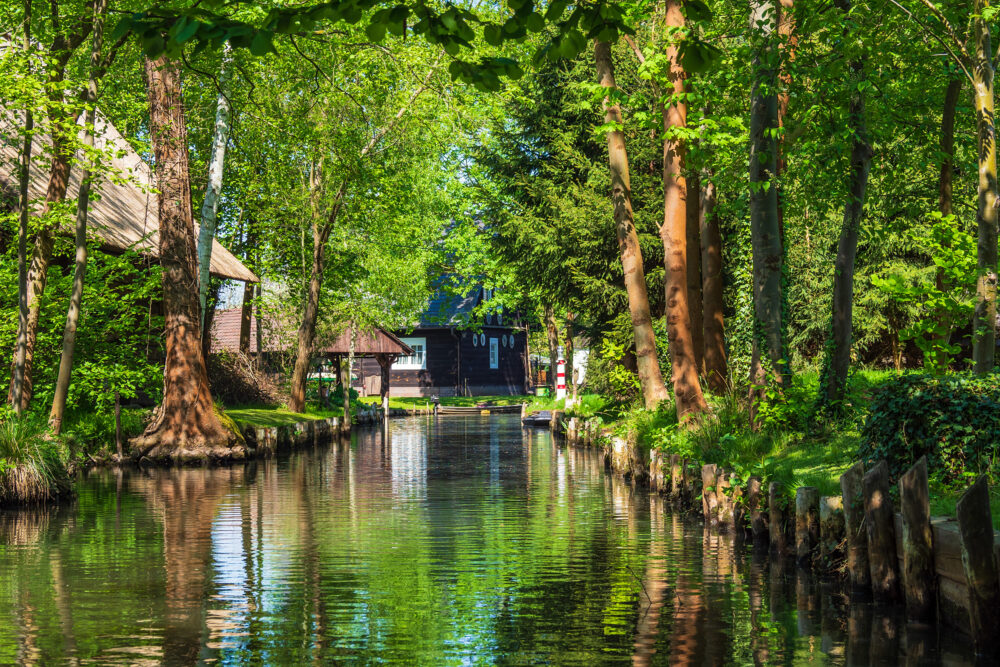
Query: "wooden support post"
863 460 902 602
769 482 788 555
717 470 734 527
702 464 719 526
956 475 1000 654
899 456 936 624
795 486 820 566
669 454 682 501
748 476 768 541
818 496 845 569
840 462 870 593
728 473 743 530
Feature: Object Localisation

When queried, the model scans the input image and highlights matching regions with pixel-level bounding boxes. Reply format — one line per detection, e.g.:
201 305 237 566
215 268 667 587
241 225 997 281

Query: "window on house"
394 337 427 370
489 337 499 369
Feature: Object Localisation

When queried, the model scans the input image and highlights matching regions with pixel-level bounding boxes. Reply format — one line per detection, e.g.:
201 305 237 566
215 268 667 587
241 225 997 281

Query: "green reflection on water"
0 416 973 665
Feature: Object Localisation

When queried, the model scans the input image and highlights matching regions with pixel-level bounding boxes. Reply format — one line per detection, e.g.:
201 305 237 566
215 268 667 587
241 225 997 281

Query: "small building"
210 309 413 400
357 286 529 397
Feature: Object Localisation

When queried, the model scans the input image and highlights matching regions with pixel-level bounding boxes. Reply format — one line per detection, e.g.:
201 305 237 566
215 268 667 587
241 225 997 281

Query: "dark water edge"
0 415 978 665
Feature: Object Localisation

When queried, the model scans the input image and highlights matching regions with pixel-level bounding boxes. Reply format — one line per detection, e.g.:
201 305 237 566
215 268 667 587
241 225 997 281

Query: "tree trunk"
130 55 240 461
660 1 707 420
50 0 109 434
699 175 728 393
686 170 705 377
822 2 872 407
10 0 33 415
595 39 670 410
201 281 220 361
288 174 345 414
197 44 232 329
776 0 796 241
973 7 998 375
544 304 560 393
939 78 961 217
565 315 577 400
749 0 787 424
239 280 254 355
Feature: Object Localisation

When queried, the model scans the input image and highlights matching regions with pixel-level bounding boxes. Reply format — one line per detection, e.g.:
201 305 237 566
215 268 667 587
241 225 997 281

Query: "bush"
860 373 1000 482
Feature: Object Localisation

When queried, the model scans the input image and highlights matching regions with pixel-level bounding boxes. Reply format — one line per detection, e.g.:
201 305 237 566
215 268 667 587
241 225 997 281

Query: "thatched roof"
0 110 258 283
210 309 413 357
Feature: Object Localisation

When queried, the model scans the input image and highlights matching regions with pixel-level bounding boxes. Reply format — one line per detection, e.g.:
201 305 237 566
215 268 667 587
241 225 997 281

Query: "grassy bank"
0 414 70 505
563 369 1000 528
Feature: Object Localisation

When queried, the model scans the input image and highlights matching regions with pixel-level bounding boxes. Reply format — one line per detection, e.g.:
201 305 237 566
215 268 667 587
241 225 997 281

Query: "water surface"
0 415 976 664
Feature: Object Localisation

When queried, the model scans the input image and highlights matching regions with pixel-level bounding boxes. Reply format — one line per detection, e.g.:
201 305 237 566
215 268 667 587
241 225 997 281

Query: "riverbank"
551 408 1000 649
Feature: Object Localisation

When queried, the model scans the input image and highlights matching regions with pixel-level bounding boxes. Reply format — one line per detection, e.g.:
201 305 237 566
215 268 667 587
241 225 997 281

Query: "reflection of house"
357 286 528 397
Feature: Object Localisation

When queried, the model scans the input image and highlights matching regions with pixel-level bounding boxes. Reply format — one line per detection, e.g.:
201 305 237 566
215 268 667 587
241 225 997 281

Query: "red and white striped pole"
556 351 567 400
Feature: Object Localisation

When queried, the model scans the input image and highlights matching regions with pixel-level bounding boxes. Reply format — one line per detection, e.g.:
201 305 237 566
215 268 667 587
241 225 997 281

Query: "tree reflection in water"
0 416 982 664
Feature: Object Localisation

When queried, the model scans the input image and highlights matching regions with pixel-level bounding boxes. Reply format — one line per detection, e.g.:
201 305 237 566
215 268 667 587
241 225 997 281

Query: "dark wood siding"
353 326 527 396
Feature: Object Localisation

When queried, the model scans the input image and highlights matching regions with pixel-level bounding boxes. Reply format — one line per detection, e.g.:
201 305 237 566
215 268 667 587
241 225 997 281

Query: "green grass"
226 407 332 428
0 413 69 504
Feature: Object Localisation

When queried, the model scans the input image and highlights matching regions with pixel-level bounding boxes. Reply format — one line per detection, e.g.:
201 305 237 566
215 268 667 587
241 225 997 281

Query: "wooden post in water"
899 456 936 624
728 473 743 531
748 476 768 542
818 496 845 569
795 486 819 566
955 475 1000 654
840 462 870 593
669 454 683 501
717 471 734 527
702 464 719 526
769 482 788 555
863 460 901 602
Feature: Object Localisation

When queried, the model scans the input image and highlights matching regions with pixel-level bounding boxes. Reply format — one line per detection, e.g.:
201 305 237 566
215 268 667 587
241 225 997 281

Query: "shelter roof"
210 309 413 356
0 110 258 283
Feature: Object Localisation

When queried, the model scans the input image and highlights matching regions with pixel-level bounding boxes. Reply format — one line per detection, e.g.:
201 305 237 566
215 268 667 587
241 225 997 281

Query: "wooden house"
357 286 529 397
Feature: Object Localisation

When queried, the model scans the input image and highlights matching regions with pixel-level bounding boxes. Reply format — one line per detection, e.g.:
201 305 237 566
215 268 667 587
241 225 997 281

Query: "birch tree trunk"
660 0 707 419
595 39 670 410
823 0 872 406
50 0 109 434
131 55 240 461
197 44 233 330
973 3 998 374
700 175 728 393
749 0 788 424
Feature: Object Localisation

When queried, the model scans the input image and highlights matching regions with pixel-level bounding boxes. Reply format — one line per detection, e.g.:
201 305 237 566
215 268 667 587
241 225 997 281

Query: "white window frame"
489 337 499 369
393 337 427 370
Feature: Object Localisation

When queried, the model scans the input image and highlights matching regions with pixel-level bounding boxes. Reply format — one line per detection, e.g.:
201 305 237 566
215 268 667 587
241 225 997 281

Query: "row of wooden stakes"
558 418 1000 654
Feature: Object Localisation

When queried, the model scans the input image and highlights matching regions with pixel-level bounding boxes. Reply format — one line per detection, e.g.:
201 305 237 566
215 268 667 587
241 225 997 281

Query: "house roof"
0 110 258 283
210 308 413 356
417 286 481 328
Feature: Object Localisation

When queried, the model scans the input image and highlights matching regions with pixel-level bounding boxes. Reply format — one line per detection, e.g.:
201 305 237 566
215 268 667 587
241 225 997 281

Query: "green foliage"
0 410 69 504
59 409 148 459
860 373 1000 483
871 214 976 373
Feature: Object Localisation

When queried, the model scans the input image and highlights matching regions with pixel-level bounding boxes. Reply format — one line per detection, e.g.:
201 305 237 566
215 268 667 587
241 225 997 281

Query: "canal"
0 415 977 664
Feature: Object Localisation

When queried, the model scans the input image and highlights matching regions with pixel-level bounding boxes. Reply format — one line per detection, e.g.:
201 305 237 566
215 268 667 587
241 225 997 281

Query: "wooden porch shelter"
211 309 413 415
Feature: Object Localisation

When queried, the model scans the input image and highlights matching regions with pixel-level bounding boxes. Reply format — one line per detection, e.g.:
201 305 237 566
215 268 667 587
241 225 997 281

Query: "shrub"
859 373 1000 482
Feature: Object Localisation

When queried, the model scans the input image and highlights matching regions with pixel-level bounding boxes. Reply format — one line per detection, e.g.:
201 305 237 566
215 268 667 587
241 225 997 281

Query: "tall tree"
971 0 998 374
699 173 727 392
8 2 94 411
594 39 670 410
748 0 788 423
661 0 708 419
10 0 34 415
197 44 233 331
821 0 873 407
49 0 110 434
131 55 240 460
